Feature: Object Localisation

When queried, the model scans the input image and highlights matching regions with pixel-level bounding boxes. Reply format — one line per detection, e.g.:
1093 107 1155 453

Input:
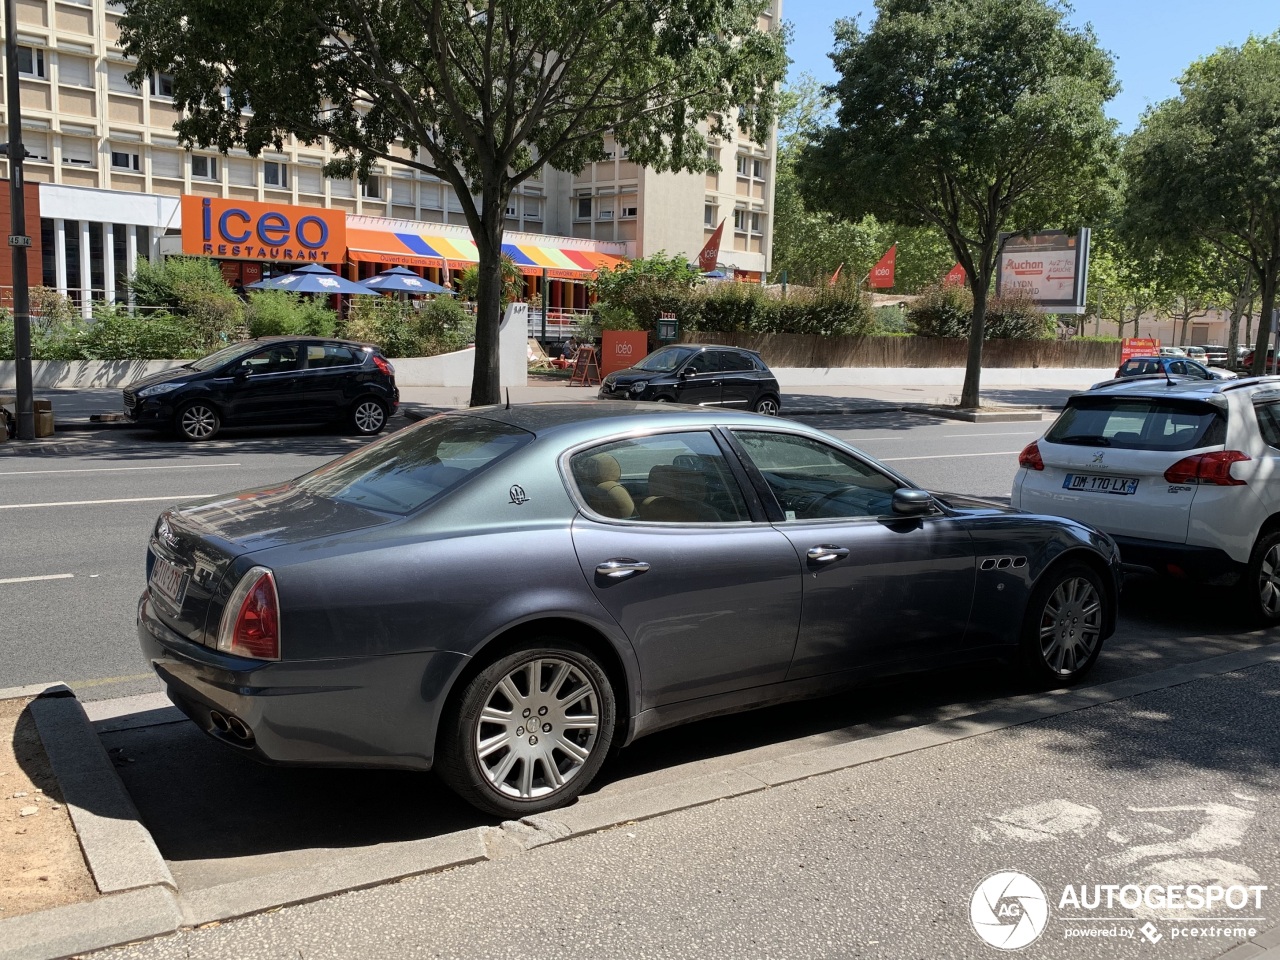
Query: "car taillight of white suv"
1012 379 1280 624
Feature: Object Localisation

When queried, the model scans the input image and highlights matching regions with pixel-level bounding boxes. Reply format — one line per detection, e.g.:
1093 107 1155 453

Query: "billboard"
181 196 346 264
995 229 1091 315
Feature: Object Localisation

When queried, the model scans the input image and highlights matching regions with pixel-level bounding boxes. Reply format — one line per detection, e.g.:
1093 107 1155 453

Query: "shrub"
679 284 874 338
82 305 196 360
344 296 473 357
244 290 337 338
0 310 12 360
985 289 1054 340
455 256 523 306
128 257 243 351
873 305 911 334
908 283 1052 340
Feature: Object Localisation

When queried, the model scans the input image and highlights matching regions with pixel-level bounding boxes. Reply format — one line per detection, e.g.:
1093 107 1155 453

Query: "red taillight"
372 354 394 376
1019 441 1044 471
1163 450 1250 486
217 567 280 660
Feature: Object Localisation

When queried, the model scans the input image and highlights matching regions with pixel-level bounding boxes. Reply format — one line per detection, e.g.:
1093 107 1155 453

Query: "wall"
0 180 43 307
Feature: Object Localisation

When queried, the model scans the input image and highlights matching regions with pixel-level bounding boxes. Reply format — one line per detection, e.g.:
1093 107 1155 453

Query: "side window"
306 344 360 368
733 430 899 520
569 431 750 523
683 351 720 375
1168 361 1187 375
239 344 299 374
719 351 755 373
1256 402 1280 449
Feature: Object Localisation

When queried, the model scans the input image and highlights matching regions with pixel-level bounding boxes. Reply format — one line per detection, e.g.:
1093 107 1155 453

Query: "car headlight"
137 382 185 398
629 381 648 394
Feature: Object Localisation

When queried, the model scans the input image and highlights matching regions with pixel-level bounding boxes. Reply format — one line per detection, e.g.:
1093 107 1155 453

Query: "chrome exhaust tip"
226 715 253 742
209 710 230 733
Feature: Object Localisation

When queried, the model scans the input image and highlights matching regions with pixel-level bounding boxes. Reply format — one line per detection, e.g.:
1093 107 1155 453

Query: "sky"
783 0 1280 133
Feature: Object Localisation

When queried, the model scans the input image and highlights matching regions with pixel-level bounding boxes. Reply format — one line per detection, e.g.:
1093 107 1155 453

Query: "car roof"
1077 374 1280 403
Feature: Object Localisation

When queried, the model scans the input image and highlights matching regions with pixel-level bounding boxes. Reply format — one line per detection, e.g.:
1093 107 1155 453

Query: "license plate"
1063 473 1139 495
149 556 189 606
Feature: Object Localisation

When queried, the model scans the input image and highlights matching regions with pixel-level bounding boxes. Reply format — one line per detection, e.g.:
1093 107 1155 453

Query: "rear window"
294 415 533 514
1047 398 1226 452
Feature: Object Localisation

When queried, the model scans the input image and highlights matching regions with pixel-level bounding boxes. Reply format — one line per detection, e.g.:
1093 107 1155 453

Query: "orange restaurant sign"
181 196 347 264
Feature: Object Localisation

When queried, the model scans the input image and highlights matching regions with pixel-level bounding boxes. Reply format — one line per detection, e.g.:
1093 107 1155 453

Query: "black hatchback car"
598 343 782 415
124 337 399 441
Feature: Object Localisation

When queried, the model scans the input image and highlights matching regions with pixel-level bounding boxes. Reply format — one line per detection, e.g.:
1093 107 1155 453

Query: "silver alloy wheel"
352 399 386 434
474 657 601 801
179 404 218 440
1258 543 1280 618
1037 575 1102 676
754 397 780 416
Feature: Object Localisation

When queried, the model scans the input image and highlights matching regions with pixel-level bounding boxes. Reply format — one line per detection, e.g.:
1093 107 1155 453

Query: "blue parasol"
362 266 455 295
247 263 377 295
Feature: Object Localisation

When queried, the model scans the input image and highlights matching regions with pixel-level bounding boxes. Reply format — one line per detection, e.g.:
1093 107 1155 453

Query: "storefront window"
64 220 82 305
88 223 106 302
113 224 129 299
41 219 56 288
136 226 151 264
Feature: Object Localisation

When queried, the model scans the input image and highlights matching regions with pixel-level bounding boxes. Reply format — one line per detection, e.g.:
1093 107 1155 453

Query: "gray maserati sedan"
138 402 1121 817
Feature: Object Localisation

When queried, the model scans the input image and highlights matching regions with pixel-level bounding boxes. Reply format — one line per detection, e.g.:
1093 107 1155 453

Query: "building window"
751 212 763 233
736 154 749 176
191 155 218 180
58 55 94 88
524 198 542 221
706 147 718 165
61 138 96 167
149 72 175 97
704 204 718 228
23 134 50 163
596 198 614 220
361 176 383 199
733 209 747 231
17 46 46 79
107 62 137 94
111 149 141 171
621 204 638 219
753 159 766 180
576 196 592 220
264 160 289 189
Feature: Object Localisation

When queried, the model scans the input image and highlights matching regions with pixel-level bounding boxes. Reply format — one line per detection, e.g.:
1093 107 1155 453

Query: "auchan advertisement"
995 228 1091 315
181 196 347 264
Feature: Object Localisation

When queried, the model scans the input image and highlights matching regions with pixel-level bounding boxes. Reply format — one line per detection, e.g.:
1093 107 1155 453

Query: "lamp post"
3 0 34 441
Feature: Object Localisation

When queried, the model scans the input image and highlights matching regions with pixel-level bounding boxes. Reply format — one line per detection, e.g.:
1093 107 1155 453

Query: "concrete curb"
11 643 1280 957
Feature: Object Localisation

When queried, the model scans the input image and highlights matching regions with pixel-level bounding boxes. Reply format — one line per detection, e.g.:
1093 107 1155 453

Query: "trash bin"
34 399 54 438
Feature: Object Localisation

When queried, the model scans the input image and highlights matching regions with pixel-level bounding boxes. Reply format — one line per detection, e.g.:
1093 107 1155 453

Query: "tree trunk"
959 275 988 409
1251 265 1279 376
468 191 506 407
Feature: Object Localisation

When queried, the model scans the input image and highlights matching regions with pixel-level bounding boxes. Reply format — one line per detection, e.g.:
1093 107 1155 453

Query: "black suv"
598 344 781 415
124 337 399 441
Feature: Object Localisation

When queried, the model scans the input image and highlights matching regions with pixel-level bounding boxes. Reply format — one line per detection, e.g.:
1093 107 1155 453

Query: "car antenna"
505 388 511 410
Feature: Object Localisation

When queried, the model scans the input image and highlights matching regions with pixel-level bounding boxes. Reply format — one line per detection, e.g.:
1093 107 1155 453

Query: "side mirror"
233 367 249 381
892 488 935 517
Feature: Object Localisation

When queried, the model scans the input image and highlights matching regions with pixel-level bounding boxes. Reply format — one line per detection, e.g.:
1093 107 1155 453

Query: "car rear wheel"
1020 562 1105 686
437 641 616 818
1244 530 1280 625
175 402 220 441
753 395 781 416
348 397 388 435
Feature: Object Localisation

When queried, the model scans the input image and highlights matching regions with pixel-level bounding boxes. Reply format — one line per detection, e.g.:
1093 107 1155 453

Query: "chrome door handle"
595 559 651 579
806 545 850 564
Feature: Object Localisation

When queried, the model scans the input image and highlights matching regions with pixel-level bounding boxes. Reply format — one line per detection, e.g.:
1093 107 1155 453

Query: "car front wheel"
348 397 388 435
175 401 220 441
753 395 781 416
1244 530 1280 625
1020 562 1105 686
437 641 616 818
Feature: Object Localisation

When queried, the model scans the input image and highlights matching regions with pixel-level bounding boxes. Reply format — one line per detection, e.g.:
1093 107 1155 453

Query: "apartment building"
0 0 779 309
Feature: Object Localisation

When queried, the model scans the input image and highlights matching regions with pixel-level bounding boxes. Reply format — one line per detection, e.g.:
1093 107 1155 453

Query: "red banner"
828 263 843 287
869 245 896 288
1121 338 1160 362
697 220 726 273
943 263 966 287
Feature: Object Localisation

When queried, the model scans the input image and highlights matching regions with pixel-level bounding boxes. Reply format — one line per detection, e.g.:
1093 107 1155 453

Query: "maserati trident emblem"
508 484 530 505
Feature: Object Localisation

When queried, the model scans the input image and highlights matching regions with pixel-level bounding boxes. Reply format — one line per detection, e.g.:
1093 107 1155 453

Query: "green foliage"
909 284 1052 339
872 305 911 334
456 256 523 308
591 252 702 331
683 285 875 338
128 257 243 351
344 296 474 358
0 310 12 360
116 0 787 405
81 305 197 360
244 290 338 338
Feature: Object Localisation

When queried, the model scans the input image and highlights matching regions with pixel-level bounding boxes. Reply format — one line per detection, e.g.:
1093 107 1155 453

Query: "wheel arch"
1028 547 1119 641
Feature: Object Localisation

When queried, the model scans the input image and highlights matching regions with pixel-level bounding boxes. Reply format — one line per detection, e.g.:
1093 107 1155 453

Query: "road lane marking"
0 463 241 477
74 673 155 689
0 495 211 510
880 450 1023 462
0 573 74 584
942 431 1041 438
845 436 904 441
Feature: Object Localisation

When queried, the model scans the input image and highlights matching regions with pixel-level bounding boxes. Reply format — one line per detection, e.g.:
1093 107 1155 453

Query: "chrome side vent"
980 556 1028 571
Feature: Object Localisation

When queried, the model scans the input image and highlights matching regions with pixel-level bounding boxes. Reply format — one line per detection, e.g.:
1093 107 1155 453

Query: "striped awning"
346 226 625 278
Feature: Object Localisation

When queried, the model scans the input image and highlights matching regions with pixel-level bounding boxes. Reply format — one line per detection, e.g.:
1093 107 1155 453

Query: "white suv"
1012 377 1280 623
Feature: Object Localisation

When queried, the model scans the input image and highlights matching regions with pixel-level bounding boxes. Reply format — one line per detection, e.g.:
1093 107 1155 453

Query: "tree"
118 0 786 405
1122 34 1280 376
799 0 1118 407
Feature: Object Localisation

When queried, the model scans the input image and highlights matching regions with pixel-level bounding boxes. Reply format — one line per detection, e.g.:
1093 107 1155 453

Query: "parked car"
138 403 1120 816
1158 346 1187 357
1012 376 1280 624
1241 348 1280 375
1191 345 1230 367
1182 346 1207 363
1111 356 1236 384
598 343 782 415
124 337 399 441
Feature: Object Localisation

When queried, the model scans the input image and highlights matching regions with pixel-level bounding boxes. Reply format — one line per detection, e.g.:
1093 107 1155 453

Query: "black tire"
174 401 220 441
1243 530 1280 626
1019 562 1106 686
436 640 616 818
752 395 781 416
348 396 388 436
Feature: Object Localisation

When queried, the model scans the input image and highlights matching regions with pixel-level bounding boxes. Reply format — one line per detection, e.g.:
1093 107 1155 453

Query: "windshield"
294 415 533 515
1048 398 1226 452
634 346 697 373
189 341 267 372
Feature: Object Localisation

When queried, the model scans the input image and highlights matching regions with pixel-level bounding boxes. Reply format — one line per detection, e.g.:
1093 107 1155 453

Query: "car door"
295 342 364 421
220 343 303 424
727 428 976 677
567 429 802 707
672 350 723 406
718 350 762 409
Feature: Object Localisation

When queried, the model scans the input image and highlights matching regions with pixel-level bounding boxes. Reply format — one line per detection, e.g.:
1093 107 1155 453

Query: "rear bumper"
137 591 467 770
1111 536 1247 585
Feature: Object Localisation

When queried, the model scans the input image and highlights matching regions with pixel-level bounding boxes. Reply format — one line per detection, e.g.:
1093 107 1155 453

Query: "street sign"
7 235 31 247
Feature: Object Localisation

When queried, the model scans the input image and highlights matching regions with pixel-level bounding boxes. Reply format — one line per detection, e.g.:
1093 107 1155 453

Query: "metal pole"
540 268 547 340
4 0 34 441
